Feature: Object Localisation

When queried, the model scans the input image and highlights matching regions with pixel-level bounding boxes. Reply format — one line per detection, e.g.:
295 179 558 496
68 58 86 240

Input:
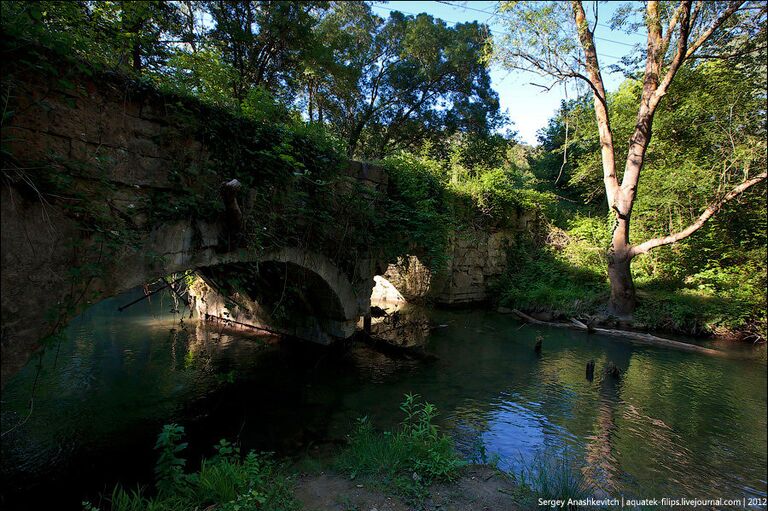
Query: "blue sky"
370 1 647 145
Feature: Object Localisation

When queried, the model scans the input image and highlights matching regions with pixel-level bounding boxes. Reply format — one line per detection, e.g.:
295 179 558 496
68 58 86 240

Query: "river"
1 287 766 509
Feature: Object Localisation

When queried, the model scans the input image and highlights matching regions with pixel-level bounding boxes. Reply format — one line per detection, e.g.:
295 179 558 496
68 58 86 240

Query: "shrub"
335 394 465 502
83 426 298 511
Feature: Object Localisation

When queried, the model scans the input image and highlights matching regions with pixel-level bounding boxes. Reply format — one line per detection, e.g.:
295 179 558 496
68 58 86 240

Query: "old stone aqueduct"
0 52 536 387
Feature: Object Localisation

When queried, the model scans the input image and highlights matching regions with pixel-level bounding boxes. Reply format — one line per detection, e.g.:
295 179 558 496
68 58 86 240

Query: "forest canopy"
1 1 504 159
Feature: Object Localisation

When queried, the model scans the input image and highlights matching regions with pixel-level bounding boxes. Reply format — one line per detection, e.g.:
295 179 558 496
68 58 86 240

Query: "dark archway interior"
197 261 347 323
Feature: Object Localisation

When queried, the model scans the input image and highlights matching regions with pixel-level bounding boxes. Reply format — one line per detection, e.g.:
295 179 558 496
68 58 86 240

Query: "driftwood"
117 276 186 312
204 313 283 337
511 309 732 358
570 318 589 331
162 276 190 309
586 359 595 381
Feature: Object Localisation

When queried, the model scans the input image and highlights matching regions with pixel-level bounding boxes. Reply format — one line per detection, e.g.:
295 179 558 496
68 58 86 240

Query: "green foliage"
512 450 594 510
495 230 608 317
335 394 465 502
310 5 503 158
1 1 503 158
450 167 552 222
633 255 767 338
84 425 298 511
153 424 188 495
528 54 766 339
380 152 452 269
0 1 183 75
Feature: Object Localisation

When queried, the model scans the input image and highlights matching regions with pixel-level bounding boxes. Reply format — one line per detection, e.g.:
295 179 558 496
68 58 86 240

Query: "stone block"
47 101 100 142
126 137 162 158
139 100 171 122
4 127 70 162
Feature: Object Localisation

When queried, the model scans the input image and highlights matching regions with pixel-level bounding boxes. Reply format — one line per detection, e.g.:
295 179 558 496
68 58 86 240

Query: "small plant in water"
515 449 594 510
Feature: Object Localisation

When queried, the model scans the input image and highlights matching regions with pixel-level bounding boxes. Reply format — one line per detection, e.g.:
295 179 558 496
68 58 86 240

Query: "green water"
1 289 766 509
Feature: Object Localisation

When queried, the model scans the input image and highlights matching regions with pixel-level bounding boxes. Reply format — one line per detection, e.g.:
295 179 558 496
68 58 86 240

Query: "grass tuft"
335 393 465 502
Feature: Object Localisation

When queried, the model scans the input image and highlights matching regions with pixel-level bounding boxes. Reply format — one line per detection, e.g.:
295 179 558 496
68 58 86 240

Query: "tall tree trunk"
570 0 752 316
607 249 635 315
347 123 364 158
607 192 636 315
132 42 142 73
308 85 314 123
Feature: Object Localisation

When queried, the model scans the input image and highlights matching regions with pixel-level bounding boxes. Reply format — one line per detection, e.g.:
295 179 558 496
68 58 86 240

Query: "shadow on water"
1 287 766 509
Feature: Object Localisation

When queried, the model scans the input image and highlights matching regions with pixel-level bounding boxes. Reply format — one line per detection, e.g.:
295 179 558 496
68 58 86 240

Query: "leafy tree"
204 1 326 101
495 0 767 314
1 1 183 74
308 4 503 158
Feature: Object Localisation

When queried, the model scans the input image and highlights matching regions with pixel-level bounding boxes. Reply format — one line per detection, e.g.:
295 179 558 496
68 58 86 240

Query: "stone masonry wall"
383 209 538 305
0 53 385 386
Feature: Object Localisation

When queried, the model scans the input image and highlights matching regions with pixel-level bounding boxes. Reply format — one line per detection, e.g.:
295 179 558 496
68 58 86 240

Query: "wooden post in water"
586 359 595 381
605 361 621 379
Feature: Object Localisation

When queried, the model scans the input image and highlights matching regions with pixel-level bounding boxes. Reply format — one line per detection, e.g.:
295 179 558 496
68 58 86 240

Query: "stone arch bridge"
0 48 535 387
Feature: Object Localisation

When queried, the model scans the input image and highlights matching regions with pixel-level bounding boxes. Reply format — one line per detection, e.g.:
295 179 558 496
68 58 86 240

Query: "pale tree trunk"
570 0 756 316
607 197 635 315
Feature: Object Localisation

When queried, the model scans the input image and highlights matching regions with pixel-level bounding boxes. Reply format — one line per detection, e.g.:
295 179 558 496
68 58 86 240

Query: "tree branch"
685 1 746 59
629 172 767 257
571 0 619 205
660 1 688 58
653 1 691 103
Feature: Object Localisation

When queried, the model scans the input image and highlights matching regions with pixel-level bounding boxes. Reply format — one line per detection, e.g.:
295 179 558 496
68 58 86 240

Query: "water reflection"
368 275 431 348
1 289 766 510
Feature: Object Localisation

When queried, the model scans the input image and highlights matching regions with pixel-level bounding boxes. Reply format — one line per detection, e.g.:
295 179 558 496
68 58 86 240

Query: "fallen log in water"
510 309 733 358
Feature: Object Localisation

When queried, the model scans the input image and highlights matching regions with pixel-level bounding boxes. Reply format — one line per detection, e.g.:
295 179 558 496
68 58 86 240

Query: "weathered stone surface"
381 228 518 305
345 160 388 191
0 58 538 387
433 229 515 304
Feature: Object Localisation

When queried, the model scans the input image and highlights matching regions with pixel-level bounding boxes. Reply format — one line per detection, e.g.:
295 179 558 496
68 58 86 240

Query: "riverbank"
294 464 520 511
493 221 766 345
81 397 532 511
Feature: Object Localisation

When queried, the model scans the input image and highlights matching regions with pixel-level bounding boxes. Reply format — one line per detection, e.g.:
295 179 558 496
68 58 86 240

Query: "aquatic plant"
513 449 594 510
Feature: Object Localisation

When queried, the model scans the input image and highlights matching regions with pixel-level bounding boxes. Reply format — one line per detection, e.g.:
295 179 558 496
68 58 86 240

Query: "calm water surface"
1 288 766 509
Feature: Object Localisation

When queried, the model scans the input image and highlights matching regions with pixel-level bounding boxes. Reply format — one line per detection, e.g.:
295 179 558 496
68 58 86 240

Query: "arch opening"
366 256 433 349
190 258 357 345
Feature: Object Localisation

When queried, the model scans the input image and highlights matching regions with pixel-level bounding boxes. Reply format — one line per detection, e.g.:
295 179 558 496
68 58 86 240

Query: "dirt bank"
294 465 521 511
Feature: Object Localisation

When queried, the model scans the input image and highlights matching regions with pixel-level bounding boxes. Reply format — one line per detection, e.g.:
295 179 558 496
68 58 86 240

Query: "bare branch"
571 0 619 204
660 1 688 57
685 1 746 59
653 1 692 102
630 173 767 257
691 45 768 60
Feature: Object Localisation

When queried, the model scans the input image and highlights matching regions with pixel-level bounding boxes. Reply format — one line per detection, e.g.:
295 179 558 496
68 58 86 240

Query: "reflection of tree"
582 345 633 496
612 354 768 499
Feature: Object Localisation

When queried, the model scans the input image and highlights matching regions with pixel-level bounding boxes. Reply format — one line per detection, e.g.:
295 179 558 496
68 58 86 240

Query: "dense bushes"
523 57 767 341
85 396 466 509
495 213 767 340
